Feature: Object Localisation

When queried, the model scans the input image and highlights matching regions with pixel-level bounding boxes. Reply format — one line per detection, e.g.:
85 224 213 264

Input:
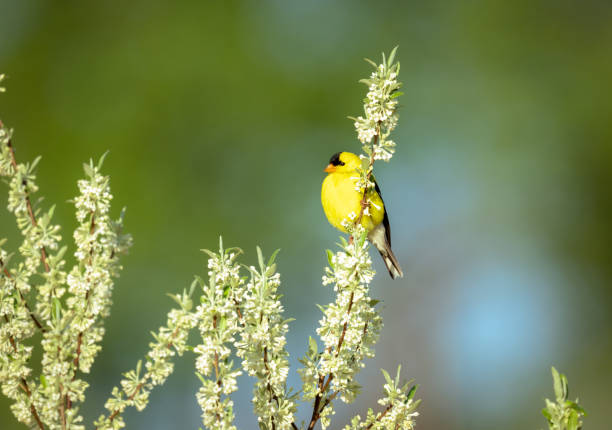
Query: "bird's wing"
373 179 391 247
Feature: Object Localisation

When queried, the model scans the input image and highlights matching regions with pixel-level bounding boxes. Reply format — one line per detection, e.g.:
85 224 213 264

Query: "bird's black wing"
374 180 391 247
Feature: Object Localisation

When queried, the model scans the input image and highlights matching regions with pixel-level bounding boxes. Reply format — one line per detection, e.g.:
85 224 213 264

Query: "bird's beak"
324 164 336 173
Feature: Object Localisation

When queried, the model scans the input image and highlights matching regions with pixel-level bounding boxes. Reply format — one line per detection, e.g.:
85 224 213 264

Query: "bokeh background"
1 1 611 429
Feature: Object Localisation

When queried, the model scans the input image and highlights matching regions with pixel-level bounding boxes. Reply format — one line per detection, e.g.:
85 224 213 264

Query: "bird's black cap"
329 152 345 166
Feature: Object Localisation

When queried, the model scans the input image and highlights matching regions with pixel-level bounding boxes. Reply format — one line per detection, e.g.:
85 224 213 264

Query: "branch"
365 403 394 430
307 291 356 430
0 120 51 274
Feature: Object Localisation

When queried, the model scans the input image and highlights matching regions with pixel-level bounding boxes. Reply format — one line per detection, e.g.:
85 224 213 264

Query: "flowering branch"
193 241 244 430
343 367 419 430
351 47 401 227
95 286 197 430
235 247 296 429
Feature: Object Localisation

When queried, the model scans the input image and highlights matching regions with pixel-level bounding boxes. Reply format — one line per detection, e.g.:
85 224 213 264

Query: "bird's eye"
329 152 346 166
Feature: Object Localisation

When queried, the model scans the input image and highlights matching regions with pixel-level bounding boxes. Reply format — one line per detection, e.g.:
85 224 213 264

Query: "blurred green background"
1 1 611 429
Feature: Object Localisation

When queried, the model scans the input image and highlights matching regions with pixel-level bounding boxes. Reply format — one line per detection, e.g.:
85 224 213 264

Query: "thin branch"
106 383 143 423
3 132 51 274
1 264 45 331
365 403 394 430
307 290 356 430
19 377 45 430
97 317 186 430
355 127 379 226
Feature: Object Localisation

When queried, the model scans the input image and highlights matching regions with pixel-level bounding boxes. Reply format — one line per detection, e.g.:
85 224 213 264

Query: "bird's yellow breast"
321 172 385 233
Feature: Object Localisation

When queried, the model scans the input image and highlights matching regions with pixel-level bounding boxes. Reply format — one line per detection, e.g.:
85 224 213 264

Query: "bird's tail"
378 244 403 279
368 223 404 279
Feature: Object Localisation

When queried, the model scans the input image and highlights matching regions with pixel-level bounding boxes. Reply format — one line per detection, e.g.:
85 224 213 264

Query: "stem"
365 403 394 429
307 290 356 429
0 121 52 274
355 126 379 226
1 264 45 331
19 378 45 430
106 383 143 423
97 318 186 429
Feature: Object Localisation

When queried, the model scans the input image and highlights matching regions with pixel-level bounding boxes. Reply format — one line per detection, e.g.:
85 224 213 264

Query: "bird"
321 151 403 279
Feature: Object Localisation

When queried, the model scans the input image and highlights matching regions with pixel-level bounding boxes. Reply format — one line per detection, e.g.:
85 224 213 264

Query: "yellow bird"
321 151 403 279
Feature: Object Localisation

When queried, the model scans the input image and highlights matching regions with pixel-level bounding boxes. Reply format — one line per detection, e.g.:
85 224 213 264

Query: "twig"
307 290 356 429
1 264 45 331
365 403 394 429
106 383 144 423
355 127 379 226
0 122 52 274
20 378 46 430
97 317 187 429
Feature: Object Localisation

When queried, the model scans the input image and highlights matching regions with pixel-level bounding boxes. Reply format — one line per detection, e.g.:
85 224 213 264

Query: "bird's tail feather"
379 246 403 279
368 223 404 279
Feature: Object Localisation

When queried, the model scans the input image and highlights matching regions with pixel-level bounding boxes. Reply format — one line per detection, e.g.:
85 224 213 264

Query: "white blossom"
353 47 402 163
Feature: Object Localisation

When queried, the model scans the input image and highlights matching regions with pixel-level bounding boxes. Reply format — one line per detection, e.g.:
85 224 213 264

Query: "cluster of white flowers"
235 248 296 430
343 367 420 430
353 47 402 163
194 241 245 430
0 51 423 430
0 119 131 430
96 287 197 430
299 225 383 429
37 157 130 429
1 119 68 429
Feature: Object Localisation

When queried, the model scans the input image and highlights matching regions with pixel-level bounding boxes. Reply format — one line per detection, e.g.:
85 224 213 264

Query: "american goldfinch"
321 151 403 279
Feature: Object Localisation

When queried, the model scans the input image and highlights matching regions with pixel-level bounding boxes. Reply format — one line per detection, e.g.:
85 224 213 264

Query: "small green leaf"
407 384 418 401
326 249 334 267
364 57 378 68
381 368 392 386
552 367 564 401
52 297 62 321
83 162 93 177
256 246 265 270
387 46 398 67
308 336 318 357
268 248 281 266
39 374 47 389
97 151 109 170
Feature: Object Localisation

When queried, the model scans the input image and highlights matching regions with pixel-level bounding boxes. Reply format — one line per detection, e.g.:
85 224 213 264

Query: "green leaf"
364 57 378 68
268 248 281 266
326 249 334 267
387 46 398 67
39 374 48 389
52 297 62 321
381 368 392 386
308 336 318 357
407 384 418 401
390 91 404 99
97 151 109 170
200 248 217 259
552 367 564 401
256 246 265 270
83 162 93 177
541 407 552 422
30 155 42 171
